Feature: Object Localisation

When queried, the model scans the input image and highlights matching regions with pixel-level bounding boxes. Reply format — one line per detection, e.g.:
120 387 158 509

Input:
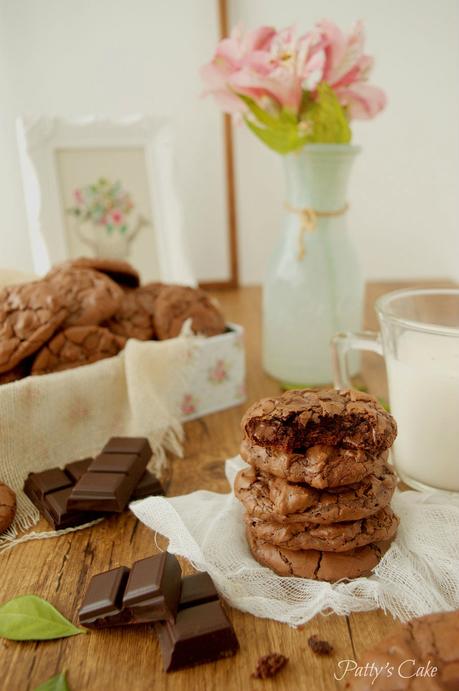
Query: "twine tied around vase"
284 201 349 260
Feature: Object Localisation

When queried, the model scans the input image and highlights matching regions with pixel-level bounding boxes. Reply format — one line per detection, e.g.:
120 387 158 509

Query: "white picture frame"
16 115 195 285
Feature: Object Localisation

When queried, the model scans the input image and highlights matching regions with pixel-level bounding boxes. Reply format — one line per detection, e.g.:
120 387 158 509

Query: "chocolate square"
79 566 131 627
78 553 182 629
65 458 93 483
156 601 239 672
27 468 72 499
131 471 164 500
68 446 149 513
122 553 182 622
102 437 152 465
179 573 219 610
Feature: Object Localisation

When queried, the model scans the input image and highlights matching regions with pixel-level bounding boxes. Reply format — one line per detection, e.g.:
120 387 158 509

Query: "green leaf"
34 672 70 691
305 83 351 144
245 117 309 154
0 595 86 641
238 94 281 130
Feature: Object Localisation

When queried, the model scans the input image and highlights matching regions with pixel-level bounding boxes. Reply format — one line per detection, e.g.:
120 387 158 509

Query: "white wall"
1 0 458 283
230 0 459 283
0 0 230 282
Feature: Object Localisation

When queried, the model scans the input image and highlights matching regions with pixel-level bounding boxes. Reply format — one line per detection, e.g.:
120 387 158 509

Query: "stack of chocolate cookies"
235 389 399 582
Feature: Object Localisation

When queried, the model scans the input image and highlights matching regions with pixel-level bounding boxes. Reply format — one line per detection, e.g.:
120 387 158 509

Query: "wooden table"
0 282 454 691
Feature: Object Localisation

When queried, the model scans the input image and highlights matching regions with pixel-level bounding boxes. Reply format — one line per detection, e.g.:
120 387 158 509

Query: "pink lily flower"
313 19 386 119
202 24 326 116
201 25 277 114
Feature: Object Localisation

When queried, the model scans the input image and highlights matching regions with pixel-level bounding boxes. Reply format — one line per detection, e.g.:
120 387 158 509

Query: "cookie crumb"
252 652 288 679
307 635 334 656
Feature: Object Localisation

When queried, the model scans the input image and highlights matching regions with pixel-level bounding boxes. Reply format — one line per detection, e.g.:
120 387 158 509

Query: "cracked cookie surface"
0 281 68 373
247 530 394 582
0 482 17 533
45 267 123 328
242 389 397 455
104 283 163 340
235 463 397 524
343 609 459 690
240 438 388 487
153 285 226 339
53 257 140 288
31 325 126 375
245 506 399 552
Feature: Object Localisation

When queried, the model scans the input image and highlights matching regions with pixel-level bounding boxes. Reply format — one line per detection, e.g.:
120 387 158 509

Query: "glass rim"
375 287 459 337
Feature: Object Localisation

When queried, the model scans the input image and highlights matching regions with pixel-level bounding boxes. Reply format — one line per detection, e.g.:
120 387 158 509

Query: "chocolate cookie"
0 482 17 533
0 281 67 373
235 463 397 524
104 283 163 341
245 506 399 552
242 389 397 455
54 257 140 288
153 285 226 340
0 360 30 385
45 267 123 328
247 531 394 582
343 609 459 690
240 438 388 488
31 325 126 375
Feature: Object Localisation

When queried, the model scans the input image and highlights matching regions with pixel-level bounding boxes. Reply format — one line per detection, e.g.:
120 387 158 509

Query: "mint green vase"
262 144 363 387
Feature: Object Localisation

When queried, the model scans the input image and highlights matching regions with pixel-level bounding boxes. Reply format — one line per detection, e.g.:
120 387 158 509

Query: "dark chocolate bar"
156 600 239 672
65 458 93 483
78 552 182 628
24 461 100 530
131 470 164 501
66 456 164 501
78 566 132 627
179 572 219 610
102 437 152 465
68 437 152 512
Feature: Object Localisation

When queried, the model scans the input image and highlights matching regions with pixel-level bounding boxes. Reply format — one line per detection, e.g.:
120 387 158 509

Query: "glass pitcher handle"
331 331 383 389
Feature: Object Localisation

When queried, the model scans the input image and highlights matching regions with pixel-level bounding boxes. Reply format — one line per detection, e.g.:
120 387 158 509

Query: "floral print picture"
67 177 149 260
68 178 135 235
56 147 159 280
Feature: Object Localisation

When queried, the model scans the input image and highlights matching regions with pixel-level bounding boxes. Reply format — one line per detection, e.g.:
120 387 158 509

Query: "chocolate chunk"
122 553 182 622
131 470 164 500
156 600 239 672
68 442 151 512
65 455 163 501
307 635 334 656
102 437 152 466
24 437 155 527
79 566 132 627
78 553 182 628
252 652 288 679
64 458 93 483
179 573 219 610
24 464 100 530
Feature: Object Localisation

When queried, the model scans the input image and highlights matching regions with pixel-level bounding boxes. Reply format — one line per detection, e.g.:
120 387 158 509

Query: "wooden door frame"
200 0 239 291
